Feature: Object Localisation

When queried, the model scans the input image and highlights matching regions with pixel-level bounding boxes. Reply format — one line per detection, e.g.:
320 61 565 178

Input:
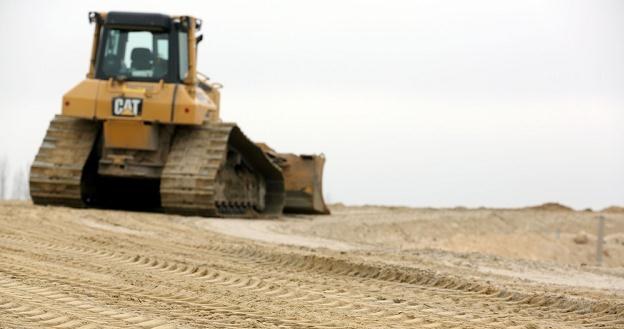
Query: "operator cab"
92 12 200 83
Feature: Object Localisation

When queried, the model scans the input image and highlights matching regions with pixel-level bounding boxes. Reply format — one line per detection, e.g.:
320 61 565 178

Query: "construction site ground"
0 201 622 328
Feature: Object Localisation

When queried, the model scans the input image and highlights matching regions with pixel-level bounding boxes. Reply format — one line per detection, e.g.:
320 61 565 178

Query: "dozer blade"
257 144 330 215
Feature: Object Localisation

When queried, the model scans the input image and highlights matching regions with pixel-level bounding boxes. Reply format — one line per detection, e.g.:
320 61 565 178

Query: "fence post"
596 216 605 266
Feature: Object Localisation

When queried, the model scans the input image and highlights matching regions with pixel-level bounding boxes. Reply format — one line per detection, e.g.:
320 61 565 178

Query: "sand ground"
0 201 622 328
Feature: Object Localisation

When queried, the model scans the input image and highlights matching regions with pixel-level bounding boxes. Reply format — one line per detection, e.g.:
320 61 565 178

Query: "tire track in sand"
0 252 344 329
0 229 621 329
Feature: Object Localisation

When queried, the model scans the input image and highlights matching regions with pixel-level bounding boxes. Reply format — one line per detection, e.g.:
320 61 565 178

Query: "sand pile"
602 206 624 214
526 202 574 211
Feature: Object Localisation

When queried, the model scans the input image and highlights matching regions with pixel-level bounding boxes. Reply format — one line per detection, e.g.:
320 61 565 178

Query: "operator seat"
130 48 153 75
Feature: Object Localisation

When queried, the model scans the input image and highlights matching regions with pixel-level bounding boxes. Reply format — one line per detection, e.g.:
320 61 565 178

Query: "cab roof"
89 11 202 32
104 11 172 31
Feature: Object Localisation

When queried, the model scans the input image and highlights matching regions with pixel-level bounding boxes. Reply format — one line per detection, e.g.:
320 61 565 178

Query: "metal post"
596 216 605 266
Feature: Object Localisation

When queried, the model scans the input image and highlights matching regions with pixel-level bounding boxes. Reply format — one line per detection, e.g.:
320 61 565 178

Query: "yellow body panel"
172 85 212 124
62 79 218 125
95 81 175 123
103 120 159 150
62 79 99 117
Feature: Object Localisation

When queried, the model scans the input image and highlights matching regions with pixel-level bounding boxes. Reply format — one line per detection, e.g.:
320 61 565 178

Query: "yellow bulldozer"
29 11 329 217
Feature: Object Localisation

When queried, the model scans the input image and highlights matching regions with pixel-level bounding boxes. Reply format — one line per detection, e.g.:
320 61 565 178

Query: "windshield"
97 28 170 81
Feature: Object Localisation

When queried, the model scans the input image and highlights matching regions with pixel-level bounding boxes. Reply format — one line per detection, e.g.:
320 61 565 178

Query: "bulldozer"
29 11 329 218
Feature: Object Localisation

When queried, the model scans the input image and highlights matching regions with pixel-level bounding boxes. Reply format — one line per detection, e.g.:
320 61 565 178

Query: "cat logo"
112 97 142 117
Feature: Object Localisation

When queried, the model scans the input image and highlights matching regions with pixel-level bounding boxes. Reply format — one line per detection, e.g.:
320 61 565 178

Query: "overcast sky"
0 0 622 209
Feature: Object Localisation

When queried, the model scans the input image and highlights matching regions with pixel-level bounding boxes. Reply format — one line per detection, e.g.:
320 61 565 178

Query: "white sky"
0 0 622 209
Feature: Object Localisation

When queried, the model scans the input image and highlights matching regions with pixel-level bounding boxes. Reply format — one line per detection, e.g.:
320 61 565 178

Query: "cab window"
178 31 188 81
97 28 170 81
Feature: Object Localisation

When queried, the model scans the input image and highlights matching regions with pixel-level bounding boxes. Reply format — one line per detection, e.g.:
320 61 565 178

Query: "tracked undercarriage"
30 116 98 207
160 122 284 217
31 116 285 218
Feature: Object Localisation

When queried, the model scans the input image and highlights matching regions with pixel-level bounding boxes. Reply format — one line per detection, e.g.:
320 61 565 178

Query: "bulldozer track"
29 116 284 219
29 115 98 207
160 122 232 217
0 205 621 329
160 121 284 217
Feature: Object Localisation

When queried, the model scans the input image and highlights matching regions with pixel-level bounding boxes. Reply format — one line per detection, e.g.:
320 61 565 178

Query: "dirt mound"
526 202 574 211
602 206 624 213
327 202 346 209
